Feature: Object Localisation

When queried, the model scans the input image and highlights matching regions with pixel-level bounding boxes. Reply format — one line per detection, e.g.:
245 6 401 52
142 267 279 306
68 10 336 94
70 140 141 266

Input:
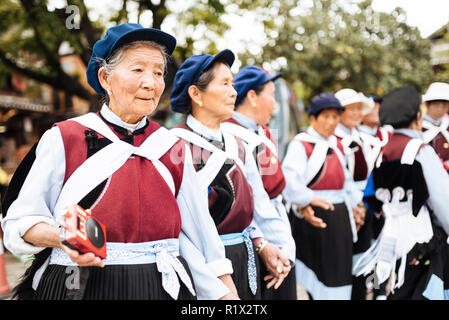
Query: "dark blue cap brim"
267 72 282 83
204 49 235 73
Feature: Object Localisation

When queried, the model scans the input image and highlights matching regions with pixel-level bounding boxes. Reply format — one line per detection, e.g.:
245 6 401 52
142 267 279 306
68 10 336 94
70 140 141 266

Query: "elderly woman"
334 88 372 300
220 65 296 300
282 93 363 300
1 23 236 300
169 50 291 299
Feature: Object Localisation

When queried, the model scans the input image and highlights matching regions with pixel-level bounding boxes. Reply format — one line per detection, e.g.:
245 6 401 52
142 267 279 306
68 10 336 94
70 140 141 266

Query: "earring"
107 88 112 96
198 101 203 107
251 103 257 108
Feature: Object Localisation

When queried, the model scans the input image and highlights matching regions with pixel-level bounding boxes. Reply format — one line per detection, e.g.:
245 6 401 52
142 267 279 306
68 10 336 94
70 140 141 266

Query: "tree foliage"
239 0 435 104
0 0 440 111
0 0 257 109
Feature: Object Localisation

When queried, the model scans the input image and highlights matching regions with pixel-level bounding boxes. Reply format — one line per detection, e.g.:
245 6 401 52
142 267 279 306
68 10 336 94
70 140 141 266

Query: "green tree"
0 0 263 111
239 0 435 104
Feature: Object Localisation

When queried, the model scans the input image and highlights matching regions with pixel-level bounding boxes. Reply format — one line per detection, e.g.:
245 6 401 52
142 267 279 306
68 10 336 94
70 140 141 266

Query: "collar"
100 104 148 133
394 128 423 139
186 114 223 142
423 114 442 127
358 124 378 136
336 123 353 136
306 126 337 148
232 112 259 132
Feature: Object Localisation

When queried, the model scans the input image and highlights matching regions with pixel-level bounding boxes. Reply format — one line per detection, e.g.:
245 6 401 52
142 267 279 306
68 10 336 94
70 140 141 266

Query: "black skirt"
389 224 449 300
290 203 353 298
34 256 196 300
225 242 262 300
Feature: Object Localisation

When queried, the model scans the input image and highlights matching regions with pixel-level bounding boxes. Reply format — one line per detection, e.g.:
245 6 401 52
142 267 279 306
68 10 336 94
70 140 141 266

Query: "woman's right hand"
60 243 105 268
301 206 327 228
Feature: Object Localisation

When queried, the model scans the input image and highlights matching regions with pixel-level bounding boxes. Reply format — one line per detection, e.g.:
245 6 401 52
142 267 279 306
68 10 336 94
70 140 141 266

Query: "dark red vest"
336 136 369 181
300 140 346 190
224 119 286 199
55 115 184 243
422 128 449 162
177 123 254 235
367 133 428 216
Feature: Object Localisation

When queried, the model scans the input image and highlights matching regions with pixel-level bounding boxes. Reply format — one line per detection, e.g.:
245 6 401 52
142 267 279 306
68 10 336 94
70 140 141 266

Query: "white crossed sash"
294 132 358 242
47 113 198 299
358 131 384 173
220 122 278 157
53 113 180 218
422 117 449 145
170 127 245 190
334 126 370 180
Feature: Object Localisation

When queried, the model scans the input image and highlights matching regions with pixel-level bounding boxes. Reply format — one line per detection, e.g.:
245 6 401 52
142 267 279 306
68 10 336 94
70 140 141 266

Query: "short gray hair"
96 40 170 100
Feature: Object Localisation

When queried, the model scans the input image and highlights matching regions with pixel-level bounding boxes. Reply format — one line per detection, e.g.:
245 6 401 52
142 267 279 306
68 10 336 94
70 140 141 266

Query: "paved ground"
1 251 31 300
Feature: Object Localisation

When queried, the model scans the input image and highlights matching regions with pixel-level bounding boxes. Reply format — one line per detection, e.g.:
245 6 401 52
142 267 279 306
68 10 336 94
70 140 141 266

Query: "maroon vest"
382 133 420 162
177 123 254 235
300 140 346 190
422 128 449 162
336 136 369 181
55 115 184 243
224 119 286 199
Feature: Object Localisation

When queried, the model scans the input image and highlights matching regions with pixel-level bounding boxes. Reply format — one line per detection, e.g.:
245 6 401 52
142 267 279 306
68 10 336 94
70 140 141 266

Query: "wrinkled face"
311 108 341 138
253 81 277 126
104 45 165 123
200 62 237 121
362 102 380 128
340 102 363 129
426 100 449 120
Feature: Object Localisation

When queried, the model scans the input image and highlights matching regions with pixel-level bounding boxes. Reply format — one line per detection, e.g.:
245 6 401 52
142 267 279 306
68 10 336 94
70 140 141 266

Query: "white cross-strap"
334 126 370 179
422 117 449 145
170 127 245 190
220 122 278 157
53 113 180 219
294 132 358 242
295 132 330 186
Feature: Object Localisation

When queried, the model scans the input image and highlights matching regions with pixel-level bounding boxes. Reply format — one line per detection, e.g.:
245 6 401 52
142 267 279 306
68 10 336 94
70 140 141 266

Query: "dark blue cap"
170 49 235 113
86 23 177 95
234 66 282 106
308 93 344 116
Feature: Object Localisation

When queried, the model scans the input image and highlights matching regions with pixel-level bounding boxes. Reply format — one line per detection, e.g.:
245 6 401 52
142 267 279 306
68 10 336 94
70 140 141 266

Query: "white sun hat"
422 82 449 102
335 88 374 115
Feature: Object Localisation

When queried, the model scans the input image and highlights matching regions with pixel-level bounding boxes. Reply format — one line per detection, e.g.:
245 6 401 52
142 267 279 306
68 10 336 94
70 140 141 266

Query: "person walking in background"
282 93 363 300
221 65 297 300
169 50 291 299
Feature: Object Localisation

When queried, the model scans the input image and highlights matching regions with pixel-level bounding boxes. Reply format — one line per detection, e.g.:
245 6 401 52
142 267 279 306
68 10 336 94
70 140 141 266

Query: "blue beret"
86 23 177 95
234 66 282 106
170 49 235 113
308 93 344 116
